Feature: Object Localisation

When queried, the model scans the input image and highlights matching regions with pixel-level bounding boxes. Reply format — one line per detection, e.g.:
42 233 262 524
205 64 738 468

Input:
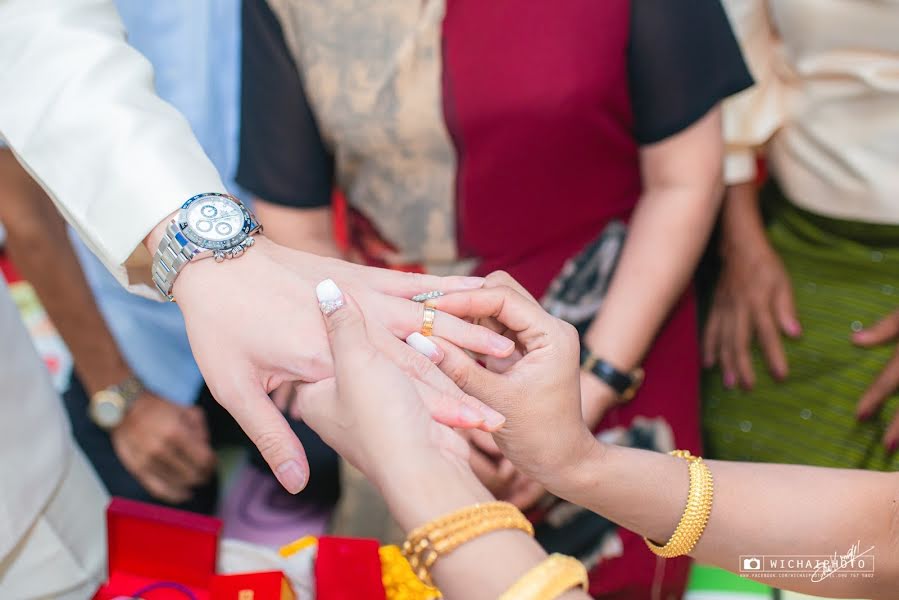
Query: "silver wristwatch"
152 192 262 300
89 375 145 430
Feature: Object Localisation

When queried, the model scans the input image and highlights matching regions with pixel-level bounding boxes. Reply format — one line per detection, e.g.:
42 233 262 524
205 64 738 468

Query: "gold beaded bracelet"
644 450 714 558
402 501 534 587
498 553 588 600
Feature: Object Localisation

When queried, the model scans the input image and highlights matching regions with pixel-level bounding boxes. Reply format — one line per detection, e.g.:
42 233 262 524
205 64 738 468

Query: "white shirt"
722 0 899 224
0 0 227 295
0 0 225 560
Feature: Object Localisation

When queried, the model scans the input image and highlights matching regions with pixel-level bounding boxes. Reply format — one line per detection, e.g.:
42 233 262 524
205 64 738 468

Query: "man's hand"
111 393 216 504
853 307 899 451
147 220 514 495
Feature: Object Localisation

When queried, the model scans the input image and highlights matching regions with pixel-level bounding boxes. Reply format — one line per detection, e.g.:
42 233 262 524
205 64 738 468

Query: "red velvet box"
314 536 386 600
210 572 296 600
93 497 222 600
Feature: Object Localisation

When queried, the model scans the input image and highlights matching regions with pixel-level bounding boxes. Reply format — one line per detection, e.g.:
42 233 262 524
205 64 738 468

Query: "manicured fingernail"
462 277 486 289
275 460 308 494
406 332 444 362
481 407 506 430
785 320 801 337
886 440 897 453
489 335 516 356
316 279 344 315
724 372 736 389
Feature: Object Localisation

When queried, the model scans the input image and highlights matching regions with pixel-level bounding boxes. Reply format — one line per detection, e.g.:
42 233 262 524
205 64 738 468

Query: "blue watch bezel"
176 192 254 251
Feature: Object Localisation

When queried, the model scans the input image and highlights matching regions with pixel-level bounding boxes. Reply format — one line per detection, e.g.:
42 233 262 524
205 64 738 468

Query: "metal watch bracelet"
152 221 202 301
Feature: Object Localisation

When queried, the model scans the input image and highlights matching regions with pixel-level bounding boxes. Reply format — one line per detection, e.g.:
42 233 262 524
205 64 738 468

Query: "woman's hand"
852 307 899 451
431 273 596 494
292 280 495 532
703 183 801 389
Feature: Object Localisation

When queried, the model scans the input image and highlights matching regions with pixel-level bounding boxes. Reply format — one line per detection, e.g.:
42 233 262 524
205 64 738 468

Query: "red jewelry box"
314 536 386 600
210 572 296 600
93 497 222 600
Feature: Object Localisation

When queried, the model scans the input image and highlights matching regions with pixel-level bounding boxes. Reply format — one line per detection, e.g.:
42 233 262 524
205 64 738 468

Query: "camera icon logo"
742 557 763 571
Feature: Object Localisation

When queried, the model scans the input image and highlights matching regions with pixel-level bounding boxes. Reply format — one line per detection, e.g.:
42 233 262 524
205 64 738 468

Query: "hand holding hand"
293 280 493 531
111 393 216 504
431 273 595 494
166 236 513 494
852 307 899 451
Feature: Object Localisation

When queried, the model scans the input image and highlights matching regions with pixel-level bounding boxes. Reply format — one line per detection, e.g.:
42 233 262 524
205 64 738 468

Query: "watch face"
91 391 125 429
178 193 252 250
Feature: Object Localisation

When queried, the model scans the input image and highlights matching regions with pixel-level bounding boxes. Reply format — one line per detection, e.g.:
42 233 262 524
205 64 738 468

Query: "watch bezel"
176 192 255 251
90 389 126 429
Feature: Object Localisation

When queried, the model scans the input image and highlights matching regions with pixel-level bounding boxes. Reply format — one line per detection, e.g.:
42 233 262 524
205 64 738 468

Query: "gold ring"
421 299 438 336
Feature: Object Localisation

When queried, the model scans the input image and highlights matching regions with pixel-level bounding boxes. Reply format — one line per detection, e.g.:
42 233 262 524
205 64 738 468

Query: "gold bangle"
644 449 714 558
402 501 534 587
498 553 588 600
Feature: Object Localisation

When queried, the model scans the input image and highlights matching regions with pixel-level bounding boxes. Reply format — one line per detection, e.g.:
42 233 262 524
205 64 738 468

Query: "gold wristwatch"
89 376 144 430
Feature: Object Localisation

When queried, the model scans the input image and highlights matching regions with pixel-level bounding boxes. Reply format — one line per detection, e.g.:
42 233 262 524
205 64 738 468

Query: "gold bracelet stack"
402 501 534 587
498 554 588 600
644 449 714 558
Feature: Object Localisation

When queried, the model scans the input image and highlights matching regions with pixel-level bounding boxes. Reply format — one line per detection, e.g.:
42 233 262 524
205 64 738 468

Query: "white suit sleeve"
720 0 788 185
0 0 226 295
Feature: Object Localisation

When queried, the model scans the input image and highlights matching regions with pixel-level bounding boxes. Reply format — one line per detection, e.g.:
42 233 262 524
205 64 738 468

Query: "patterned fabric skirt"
703 183 899 470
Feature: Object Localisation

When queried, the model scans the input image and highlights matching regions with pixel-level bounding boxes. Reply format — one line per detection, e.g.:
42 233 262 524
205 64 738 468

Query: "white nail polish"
406 332 441 361
316 278 344 315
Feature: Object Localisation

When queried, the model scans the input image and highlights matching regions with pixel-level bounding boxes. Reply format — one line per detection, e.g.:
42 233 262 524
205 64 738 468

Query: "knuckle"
252 430 290 462
447 359 471 391
405 271 426 288
486 270 513 286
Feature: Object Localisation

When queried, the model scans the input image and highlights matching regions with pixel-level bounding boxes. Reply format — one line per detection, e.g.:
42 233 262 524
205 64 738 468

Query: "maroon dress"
238 0 751 596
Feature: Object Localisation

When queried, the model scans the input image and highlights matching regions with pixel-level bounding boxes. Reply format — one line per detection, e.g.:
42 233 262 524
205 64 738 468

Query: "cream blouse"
722 0 899 224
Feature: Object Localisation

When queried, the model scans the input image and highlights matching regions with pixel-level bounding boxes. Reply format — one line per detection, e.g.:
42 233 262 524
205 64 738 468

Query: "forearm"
556 442 899 598
0 0 224 290
253 200 341 258
0 156 130 394
583 183 720 370
719 181 768 256
379 456 589 600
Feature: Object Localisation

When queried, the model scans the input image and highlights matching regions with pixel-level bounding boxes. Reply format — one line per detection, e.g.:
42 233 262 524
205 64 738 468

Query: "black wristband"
579 347 644 401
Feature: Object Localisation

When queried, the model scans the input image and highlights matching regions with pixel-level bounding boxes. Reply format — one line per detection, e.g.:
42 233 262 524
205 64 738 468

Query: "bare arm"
0 150 217 503
558 442 899 598
0 150 130 393
433 281 899 600
582 107 724 374
252 199 342 258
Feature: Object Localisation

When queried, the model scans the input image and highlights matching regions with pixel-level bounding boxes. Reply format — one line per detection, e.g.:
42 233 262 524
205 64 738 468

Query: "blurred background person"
236 0 752 596
0 0 340 547
704 1 899 471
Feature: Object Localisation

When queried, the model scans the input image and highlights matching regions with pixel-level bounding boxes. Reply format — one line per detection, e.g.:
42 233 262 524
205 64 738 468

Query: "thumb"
853 309 899 347
316 279 376 380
